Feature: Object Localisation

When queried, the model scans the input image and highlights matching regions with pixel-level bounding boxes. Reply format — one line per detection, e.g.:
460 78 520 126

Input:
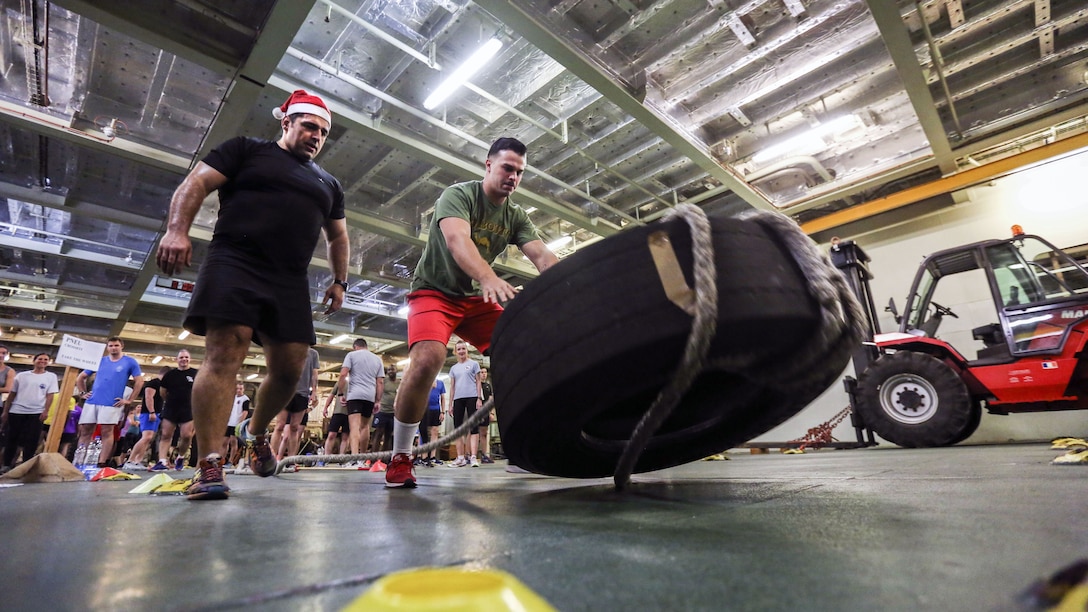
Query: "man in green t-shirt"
386 137 559 488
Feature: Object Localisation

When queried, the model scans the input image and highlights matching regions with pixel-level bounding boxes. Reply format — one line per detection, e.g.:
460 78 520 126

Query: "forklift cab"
900 230 1088 363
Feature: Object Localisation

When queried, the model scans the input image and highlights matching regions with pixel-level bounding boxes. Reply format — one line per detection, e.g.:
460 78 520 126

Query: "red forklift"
834 226 1088 448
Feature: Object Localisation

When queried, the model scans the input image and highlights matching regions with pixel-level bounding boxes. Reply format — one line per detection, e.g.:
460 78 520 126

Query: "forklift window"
987 238 1088 307
987 237 1088 354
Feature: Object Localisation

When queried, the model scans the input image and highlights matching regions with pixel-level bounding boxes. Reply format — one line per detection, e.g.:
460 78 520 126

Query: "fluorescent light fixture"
523 206 537 214
423 38 503 110
152 355 163 364
177 330 190 340
397 304 410 316
331 333 351 344
396 358 411 367
546 235 573 251
752 115 863 164
245 373 258 380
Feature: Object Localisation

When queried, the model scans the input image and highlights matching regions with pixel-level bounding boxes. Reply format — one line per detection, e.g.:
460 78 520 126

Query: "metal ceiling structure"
0 0 1086 380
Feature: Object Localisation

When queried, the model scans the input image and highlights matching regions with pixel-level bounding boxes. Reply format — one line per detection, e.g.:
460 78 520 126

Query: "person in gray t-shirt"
334 338 384 463
447 341 482 467
271 347 319 460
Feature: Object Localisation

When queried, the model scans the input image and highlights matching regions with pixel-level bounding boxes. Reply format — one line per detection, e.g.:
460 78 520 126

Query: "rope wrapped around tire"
491 206 866 481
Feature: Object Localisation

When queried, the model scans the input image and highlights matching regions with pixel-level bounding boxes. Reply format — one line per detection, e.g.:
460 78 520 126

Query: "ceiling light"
546 235 573 251
752 115 863 164
396 358 410 367
523 206 537 214
397 304 409 316
423 38 503 110
245 373 258 380
177 330 190 340
331 333 351 344
152 355 163 364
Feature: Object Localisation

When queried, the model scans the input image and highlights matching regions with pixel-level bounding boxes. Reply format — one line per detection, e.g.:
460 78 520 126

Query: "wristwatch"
332 279 348 291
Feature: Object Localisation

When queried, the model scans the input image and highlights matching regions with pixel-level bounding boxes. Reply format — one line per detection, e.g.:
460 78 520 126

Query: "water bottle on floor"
73 443 88 470
84 437 102 479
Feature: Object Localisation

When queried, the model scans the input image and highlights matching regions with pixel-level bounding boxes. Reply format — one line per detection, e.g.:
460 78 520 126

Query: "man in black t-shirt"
157 90 350 500
150 351 199 472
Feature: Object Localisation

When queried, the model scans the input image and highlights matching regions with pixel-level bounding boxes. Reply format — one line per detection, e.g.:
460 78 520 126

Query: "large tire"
855 351 973 448
949 403 983 445
491 212 852 478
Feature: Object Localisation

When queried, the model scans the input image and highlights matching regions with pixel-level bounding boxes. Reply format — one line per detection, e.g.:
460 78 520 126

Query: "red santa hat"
272 89 332 125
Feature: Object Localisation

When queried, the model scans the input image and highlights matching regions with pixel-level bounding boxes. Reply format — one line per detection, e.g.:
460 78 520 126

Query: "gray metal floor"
2 444 1085 611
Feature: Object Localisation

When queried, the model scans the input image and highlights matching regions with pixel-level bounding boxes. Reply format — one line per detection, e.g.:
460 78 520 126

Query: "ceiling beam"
474 0 775 212
865 0 957 175
195 1 318 161
49 0 238 75
0 183 164 232
800 129 1088 235
0 100 190 173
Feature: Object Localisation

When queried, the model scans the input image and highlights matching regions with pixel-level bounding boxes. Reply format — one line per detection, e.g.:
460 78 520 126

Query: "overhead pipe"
317 0 441 70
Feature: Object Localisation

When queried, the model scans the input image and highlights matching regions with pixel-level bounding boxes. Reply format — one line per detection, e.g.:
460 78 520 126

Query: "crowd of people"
0 339 502 477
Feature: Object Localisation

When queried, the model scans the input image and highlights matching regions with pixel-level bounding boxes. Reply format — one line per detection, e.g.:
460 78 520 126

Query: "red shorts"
407 289 503 352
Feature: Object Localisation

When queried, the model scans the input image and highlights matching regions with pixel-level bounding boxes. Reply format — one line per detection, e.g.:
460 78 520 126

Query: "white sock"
393 419 419 456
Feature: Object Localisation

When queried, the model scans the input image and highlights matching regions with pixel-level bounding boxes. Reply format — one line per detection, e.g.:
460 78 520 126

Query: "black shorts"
162 406 193 425
225 426 236 437
184 257 315 345
372 412 394 432
328 413 349 434
424 410 441 428
452 397 478 428
346 399 375 416
286 394 309 414
301 410 309 426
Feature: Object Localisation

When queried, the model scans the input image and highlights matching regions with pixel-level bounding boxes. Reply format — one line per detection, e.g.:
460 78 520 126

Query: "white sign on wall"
55 335 106 371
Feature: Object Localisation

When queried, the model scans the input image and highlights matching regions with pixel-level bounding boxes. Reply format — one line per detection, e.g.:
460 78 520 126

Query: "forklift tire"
855 351 972 448
491 212 848 478
949 403 983 445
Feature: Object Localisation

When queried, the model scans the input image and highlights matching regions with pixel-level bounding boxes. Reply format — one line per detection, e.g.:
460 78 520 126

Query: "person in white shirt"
224 381 251 467
1 353 58 471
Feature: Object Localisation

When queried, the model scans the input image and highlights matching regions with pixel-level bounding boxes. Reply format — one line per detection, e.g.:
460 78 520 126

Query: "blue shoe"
149 461 169 472
236 417 256 444
174 455 185 471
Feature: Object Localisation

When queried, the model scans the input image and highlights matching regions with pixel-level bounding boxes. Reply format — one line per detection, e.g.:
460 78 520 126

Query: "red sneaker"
385 453 416 488
186 454 230 501
247 434 276 478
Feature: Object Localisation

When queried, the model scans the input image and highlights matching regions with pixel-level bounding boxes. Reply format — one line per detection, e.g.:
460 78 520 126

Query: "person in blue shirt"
417 377 446 466
76 337 144 468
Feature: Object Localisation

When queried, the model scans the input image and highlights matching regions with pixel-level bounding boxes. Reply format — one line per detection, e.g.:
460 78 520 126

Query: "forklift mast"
829 239 878 446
